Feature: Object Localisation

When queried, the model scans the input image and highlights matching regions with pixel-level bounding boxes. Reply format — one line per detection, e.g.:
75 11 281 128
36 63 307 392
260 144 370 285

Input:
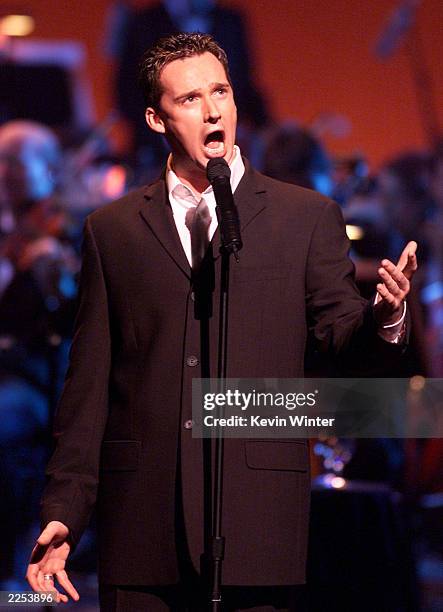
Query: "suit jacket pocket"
245 440 308 472
100 440 141 472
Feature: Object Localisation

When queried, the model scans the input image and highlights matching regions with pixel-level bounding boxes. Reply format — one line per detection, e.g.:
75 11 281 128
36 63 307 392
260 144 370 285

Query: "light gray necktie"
185 199 212 270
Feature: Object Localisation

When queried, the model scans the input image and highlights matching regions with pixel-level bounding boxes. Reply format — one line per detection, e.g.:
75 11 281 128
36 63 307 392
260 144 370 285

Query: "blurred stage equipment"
0 31 95 128
374 0 440 146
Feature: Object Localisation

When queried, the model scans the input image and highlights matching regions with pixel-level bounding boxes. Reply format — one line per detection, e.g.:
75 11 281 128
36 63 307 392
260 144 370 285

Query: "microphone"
206 158 243 259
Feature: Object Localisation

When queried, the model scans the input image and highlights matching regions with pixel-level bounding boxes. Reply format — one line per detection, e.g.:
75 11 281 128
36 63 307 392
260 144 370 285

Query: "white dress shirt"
166 145 245 267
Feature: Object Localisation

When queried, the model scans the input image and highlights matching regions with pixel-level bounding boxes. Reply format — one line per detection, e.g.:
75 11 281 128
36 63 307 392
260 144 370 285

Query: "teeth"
204 141 225 155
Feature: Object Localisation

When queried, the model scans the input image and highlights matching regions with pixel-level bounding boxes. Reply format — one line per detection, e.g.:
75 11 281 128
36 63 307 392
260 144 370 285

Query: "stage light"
345 224 364 241
0 14 34 37
314 473 348 489
330 476 346 489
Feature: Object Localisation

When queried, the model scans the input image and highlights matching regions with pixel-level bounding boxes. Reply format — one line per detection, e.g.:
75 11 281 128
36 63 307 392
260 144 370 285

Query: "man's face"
146 52 237 185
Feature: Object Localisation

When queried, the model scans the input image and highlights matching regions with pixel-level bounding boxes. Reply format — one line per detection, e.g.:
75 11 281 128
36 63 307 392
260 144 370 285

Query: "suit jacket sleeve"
40 217 111 547
305 198 405 372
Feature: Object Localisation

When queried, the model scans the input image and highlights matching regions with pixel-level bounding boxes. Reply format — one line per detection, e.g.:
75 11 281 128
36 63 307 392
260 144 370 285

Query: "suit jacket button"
186 355 199 367
184 419 194 429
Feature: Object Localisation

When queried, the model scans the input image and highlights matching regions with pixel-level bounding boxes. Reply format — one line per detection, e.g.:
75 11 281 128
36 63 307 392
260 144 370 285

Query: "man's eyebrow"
211 81 230 90
173 82 230 103
174 88 200 103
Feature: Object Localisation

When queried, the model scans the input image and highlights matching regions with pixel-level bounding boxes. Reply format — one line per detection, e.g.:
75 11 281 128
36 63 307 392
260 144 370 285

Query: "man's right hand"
26 521 80 604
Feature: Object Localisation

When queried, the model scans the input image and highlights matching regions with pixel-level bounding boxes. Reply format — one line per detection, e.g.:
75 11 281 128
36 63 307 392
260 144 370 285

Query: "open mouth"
204 130 225 151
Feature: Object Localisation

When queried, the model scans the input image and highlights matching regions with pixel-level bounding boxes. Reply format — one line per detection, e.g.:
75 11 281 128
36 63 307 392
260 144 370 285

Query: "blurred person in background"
331 154 368 207
420 143 443 376
261 122 333 197
0 120 79 588
261 123 338 381
377 152 433 261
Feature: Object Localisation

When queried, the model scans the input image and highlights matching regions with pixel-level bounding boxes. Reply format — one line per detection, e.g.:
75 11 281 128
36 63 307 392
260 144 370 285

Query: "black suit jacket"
41 160 400 586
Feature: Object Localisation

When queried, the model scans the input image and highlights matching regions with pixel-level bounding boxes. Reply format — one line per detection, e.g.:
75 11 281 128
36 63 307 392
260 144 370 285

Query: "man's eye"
186 96 196 103
216 88 227 95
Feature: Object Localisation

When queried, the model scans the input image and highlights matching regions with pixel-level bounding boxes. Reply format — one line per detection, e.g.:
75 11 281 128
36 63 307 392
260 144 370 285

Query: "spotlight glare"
0 15 35 37
331 476 346 489
346 224 364 241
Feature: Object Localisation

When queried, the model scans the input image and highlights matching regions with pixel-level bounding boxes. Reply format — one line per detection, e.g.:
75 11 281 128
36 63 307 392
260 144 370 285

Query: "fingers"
31 524 66 565
30 568 75 604
38 571 67 604
27 523 74 603
396 241 418 278
37 521 69 547
29 568 60 604
376 282 398 307
36 569 48 593
378 242 418 313
26 563 41 593
379 260 408 291
54 569 80 601
377 258 410 309
403 249 418 280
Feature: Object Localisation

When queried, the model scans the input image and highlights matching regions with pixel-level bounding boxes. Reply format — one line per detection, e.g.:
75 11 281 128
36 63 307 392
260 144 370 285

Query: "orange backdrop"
18 0 443 168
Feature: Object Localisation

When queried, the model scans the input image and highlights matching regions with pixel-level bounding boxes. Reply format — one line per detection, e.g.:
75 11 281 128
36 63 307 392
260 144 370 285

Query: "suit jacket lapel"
235 158 267 231
210 158 267 259
139 179 191 279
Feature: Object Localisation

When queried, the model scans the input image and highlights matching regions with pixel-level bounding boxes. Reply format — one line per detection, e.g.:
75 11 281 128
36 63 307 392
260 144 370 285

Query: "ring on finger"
43 574 54 581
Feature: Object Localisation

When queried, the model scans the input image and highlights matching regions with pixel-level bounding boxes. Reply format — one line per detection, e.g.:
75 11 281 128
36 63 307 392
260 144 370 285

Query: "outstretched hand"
373 241 418 327
26 521 79 604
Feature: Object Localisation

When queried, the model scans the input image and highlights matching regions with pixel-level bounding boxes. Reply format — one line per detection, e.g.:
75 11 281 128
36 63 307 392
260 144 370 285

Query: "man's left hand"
373 241 418 327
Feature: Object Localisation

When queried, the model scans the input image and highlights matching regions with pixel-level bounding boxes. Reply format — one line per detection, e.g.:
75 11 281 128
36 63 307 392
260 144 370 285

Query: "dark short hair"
138 32 232 110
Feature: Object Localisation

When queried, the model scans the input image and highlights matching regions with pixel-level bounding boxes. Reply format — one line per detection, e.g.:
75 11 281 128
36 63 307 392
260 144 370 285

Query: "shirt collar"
166 145 245 201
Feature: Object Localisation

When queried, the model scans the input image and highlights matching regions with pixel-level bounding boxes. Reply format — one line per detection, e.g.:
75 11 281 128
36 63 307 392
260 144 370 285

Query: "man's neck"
172 168 209 196
170 149 237 195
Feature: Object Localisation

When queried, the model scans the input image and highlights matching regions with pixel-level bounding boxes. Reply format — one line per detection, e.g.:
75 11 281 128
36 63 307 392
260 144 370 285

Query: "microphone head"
206 157 231 183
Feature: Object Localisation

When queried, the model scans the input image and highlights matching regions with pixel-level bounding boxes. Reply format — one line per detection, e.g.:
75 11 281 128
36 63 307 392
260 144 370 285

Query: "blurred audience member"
377 152 433 260
262 122 333 196
420 143 443 376
344 177 399 279
0 120 79 587
58 113 132 213
332 153 369 206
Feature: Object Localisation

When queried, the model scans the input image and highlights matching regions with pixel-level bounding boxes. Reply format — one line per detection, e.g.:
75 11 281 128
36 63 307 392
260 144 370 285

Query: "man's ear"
145 107 166 134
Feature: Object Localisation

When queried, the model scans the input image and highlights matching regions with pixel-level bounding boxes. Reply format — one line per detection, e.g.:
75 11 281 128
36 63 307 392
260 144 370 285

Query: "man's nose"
203 97 221 123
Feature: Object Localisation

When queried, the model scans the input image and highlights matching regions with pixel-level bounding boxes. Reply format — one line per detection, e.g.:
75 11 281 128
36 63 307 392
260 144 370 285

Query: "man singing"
27 33 417 611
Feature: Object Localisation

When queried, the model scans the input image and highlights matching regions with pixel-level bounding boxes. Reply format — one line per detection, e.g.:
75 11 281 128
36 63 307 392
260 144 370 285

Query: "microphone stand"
209 246 230 611
205 158 242 611
210 242 241 610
